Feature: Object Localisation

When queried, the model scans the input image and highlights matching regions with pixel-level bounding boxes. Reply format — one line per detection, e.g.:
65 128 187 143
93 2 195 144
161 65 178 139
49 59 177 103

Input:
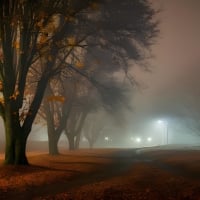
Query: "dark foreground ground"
0 146 200 200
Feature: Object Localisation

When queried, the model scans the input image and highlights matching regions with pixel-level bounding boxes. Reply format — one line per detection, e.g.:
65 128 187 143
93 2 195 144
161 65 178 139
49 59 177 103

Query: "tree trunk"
45 100 61 155
88 139 94 149
89 143 93 149
74 112 87 149
75 133 81 149
5 133 28 165
47 120 60 155
67 134 75 150
14 134 28 164
4 105 29 165
48 132 60 155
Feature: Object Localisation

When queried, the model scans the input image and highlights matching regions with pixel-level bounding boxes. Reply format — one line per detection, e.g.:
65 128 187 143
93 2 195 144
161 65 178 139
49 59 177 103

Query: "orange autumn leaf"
13 41 20 49
67 37 76 46
75 61 84 69
47 96 65 103
39 34 48 44
0 97 4 104
0 81 3 91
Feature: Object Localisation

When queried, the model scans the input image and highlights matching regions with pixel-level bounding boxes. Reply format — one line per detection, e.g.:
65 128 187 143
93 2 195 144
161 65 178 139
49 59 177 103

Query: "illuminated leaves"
19 111 26 121
0 97 4 105
39 33 48 44
0 81 3 91
19 111 32 122
13 41 20 49
9 90 20 100
36 16 60 49
0 80 4 105
75 61 84 69
47 95 65 103
67 36 76 46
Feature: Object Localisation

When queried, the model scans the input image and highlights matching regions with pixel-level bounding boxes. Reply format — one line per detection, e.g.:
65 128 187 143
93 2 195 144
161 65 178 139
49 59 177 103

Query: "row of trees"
0 0 158 165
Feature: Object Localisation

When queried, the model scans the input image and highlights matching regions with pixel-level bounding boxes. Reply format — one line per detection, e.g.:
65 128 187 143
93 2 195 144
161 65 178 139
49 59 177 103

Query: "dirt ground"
0 147 200 200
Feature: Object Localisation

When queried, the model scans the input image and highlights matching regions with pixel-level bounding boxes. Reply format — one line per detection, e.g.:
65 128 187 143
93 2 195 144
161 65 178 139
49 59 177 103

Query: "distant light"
104 136 109 141
136 137 141 143
157 120 164 124
147 137 152 142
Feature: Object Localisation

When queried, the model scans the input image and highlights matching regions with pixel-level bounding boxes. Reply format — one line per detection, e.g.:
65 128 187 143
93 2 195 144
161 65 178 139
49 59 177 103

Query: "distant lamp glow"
104 136 109 141
147 137 152 142
156 119 169 144
136 137 141 143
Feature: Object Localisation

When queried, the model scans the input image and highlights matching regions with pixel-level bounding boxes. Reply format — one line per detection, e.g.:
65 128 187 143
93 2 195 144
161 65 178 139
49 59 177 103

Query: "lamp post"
166 123 168 144
158 120 168 145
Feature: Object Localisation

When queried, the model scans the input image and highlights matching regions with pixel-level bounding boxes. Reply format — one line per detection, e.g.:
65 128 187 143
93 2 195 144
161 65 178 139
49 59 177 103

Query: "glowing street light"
136 137 141 143
158 120 166 125
147 137 152 142
157 120 168 145
104 136 109 141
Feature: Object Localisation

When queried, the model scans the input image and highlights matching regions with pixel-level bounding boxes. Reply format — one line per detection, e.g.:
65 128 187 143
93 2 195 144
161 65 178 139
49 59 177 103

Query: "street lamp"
147 137 152 142
136 137 141 143
157 120 168 145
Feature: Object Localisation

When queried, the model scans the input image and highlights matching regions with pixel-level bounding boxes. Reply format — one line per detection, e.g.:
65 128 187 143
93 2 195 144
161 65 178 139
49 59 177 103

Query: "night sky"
129 0 200 143
134 0 200 117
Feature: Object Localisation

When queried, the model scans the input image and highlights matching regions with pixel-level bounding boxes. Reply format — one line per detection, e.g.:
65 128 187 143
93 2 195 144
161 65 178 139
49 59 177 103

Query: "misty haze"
0 0 200 199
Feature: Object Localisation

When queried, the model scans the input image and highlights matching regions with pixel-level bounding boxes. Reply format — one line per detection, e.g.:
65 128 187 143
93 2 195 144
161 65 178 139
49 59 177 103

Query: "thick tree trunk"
4 107 29 165
5 134 28 165
45 99 61 155
47 121 60 155
14 135 28 164
48 132 60 155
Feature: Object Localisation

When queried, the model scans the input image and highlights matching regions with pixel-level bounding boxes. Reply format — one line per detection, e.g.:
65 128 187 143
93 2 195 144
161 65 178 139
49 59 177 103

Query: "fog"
92 0 200 148
0 0 200 151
